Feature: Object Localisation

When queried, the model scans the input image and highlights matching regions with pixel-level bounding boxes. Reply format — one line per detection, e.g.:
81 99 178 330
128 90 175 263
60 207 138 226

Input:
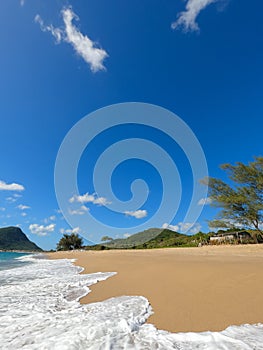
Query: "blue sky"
0 0 263 250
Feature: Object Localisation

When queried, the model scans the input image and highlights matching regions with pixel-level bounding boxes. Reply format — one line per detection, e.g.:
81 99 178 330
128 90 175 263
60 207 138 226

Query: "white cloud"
68 205 89 215
72 227 81 234
198 197 212 205
69 193 94 203
29 223 55 236
35 7 108 72
17 204 30 210
60 227 81 235
0 180 24 191
69 193 110 206
21 212 27 217
6 196 18 203
93 197 110 205
172 0 219 32
162 222 202 234
43 215 57 224
0 207 6 212
123 233 131 238
162 223 179 232
35 14 63 43
62 8 108 72
124 210 148 219
20 0 25 6
183 222 202 234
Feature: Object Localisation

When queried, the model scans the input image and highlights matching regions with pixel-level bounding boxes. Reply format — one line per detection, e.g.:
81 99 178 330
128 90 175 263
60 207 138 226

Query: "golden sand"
49 245 263 332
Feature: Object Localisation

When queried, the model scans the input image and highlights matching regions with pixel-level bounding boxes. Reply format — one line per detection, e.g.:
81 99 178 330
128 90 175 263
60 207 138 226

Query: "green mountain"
135 229 194 248
86 228 207 250
0 226 42 251
104 228 165 248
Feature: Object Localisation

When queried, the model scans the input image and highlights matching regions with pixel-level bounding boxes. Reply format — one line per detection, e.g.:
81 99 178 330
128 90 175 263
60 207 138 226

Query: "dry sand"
49 245 263 333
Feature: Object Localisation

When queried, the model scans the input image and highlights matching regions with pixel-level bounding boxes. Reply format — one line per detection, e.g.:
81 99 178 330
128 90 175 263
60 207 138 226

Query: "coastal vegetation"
84 228 257 250
57 233 84 251
203 156 263 241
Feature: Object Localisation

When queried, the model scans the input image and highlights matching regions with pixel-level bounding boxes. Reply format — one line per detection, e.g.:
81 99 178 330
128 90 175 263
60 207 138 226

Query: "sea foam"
0 255 262 349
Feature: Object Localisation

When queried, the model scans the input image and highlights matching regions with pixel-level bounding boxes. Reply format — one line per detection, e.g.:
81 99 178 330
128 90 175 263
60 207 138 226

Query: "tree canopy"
203 156 263 236
57 233 83 251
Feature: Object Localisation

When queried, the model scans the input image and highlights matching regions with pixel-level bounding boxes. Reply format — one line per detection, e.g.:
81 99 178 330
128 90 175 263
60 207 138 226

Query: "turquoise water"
0 251 31 271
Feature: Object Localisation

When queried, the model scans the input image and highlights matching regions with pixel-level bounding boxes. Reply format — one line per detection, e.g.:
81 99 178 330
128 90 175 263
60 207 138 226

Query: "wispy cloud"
29 223 55 236
35 14 63 43
6 196 18 203
69 193 110 206
124 210 147 219
198 197 212 205
35 7 108 72
17 204 30 210
0 180 24 191
162 222 202 234
68 205 89 215
20 0 25 6
172 0 220 32
0 207 6 212
43 215 56 224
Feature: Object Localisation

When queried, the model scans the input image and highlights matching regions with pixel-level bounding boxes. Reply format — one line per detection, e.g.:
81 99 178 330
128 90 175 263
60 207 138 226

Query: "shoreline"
48 245 263 333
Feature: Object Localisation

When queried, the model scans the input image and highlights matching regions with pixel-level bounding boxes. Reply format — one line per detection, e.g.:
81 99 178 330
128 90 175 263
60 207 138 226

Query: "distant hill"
135 229 193 248
0 227 42 251
86 228 203 250
103 228 165 248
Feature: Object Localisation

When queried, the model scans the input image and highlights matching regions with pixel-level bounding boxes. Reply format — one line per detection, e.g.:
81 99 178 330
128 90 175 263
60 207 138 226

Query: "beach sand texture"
49 245 263 333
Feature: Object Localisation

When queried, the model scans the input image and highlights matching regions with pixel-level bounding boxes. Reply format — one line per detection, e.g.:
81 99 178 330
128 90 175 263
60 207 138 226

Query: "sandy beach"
49 245 263 333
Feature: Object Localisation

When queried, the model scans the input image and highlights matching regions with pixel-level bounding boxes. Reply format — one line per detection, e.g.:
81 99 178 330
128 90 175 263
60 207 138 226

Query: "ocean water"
0 254 262 349
0 251 32 271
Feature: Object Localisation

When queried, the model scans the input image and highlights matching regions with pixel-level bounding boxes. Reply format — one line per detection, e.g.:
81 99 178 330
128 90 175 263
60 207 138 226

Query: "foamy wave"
0 256 262 349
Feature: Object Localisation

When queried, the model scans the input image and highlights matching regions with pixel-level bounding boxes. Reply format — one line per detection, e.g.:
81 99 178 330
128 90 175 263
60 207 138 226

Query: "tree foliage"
57 233 83 251
191 232 210 244
203 157 263 235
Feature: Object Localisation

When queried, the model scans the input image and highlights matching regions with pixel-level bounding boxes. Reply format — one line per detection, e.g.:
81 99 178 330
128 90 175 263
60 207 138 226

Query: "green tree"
202 157 263 237
57 233 83 251
192 232 209 244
